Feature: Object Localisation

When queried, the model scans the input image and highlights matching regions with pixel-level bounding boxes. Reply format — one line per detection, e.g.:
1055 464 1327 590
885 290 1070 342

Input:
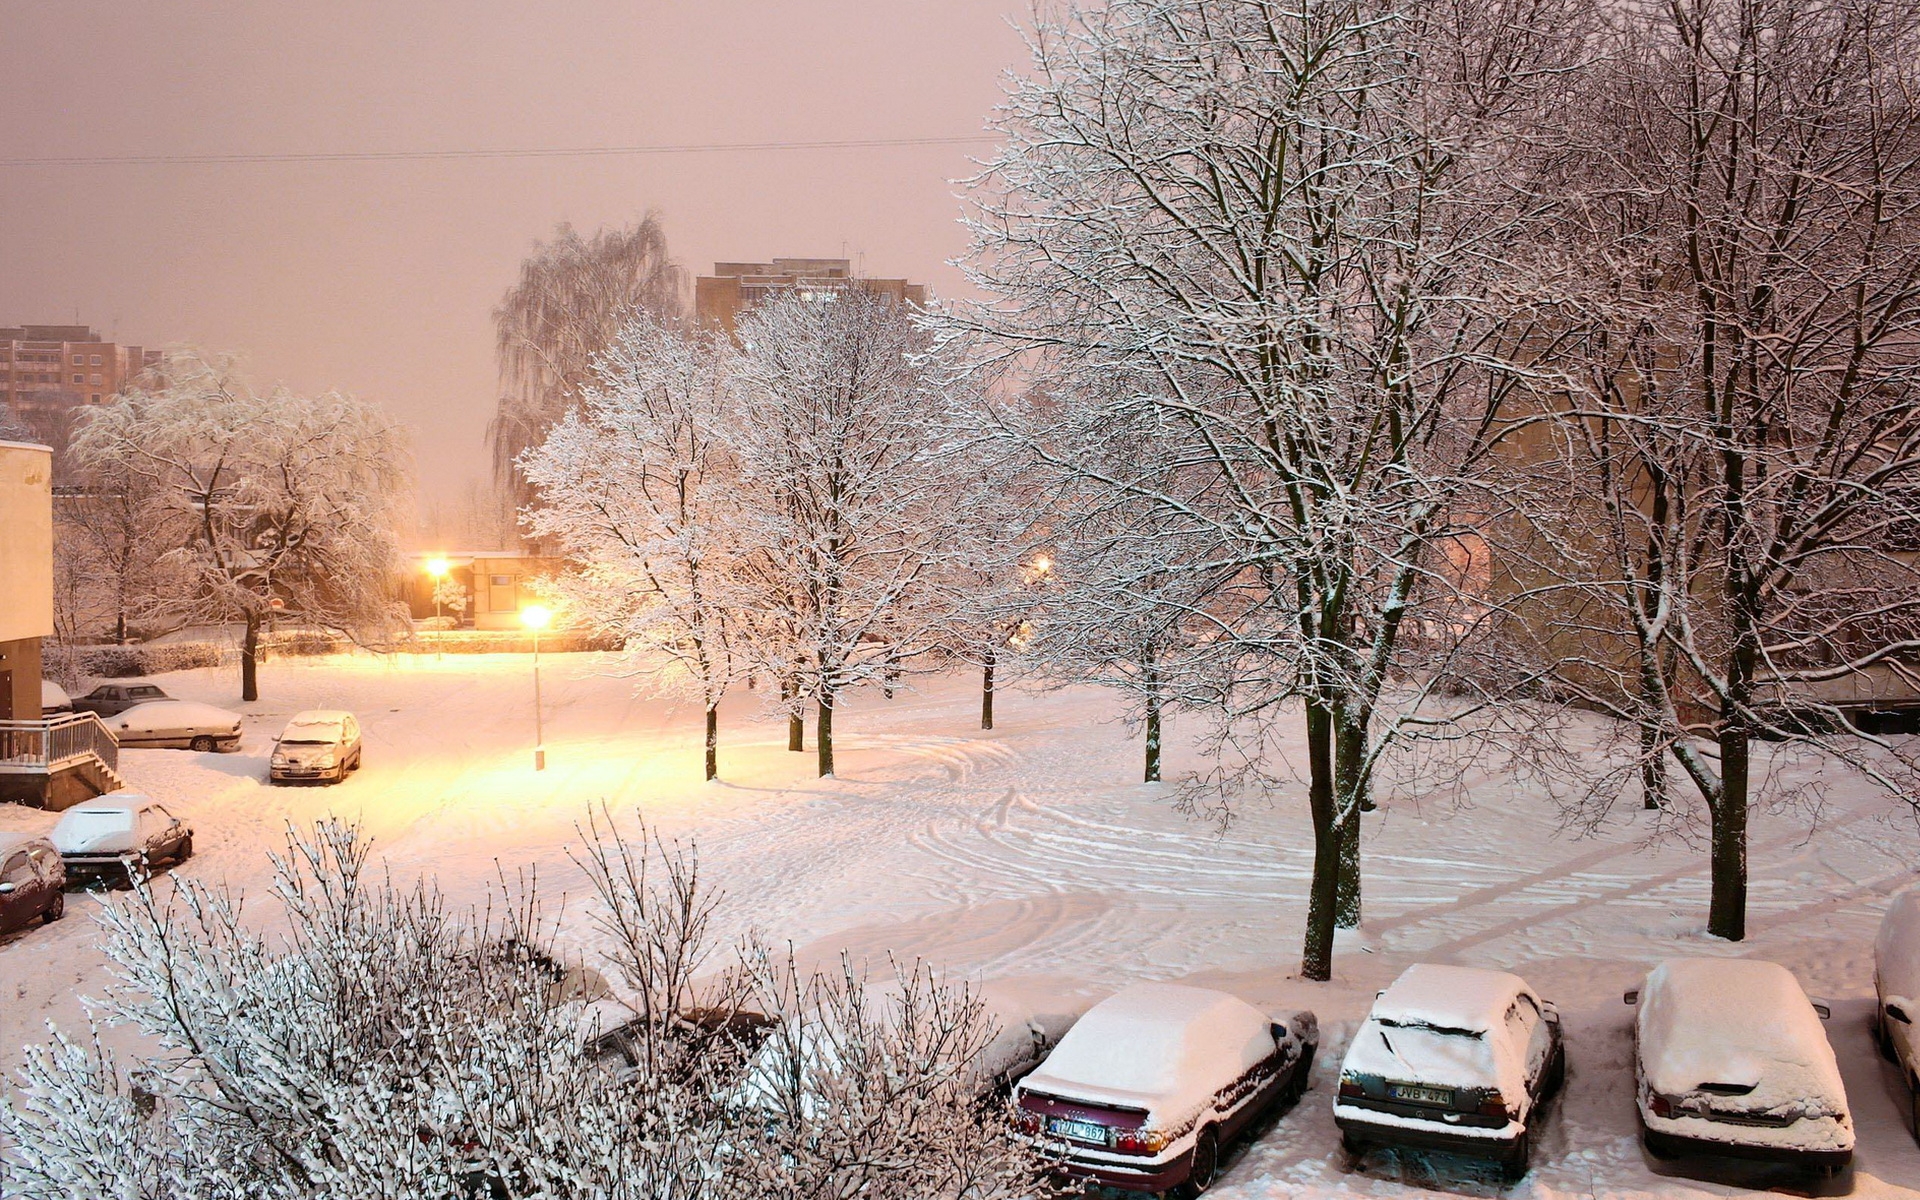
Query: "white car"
270 710 363 784
1876 887 1920 1140
50 793 194 882
1627 958 1852 1175
1334 963 1563 1181
39 679 72 714
1012 982 1315 1197
108 700 242 752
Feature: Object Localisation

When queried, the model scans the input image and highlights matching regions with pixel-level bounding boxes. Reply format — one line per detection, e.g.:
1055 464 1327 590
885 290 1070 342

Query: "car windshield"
65 809 134 832
282 725 339 744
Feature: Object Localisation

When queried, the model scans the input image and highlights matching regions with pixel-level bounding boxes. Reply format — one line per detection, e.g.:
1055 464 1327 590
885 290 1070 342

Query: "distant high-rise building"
0 325 162 471
694 258 928 335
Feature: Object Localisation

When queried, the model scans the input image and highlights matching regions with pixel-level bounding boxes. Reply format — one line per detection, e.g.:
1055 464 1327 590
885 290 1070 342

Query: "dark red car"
0 834 67 934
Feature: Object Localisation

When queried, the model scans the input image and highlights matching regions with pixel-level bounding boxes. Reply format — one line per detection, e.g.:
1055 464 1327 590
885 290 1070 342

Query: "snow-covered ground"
2 652 1917 1198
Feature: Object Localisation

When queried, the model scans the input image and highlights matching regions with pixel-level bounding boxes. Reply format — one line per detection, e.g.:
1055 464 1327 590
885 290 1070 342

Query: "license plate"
1045 1116 1110 1144
1388 1082 1455 1105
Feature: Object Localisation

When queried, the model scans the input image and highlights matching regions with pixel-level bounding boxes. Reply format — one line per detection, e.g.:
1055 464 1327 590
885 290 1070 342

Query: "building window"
71 355 83 366
71 373 83 384
89 355 102 366
90 374 102 385
90 395 101 403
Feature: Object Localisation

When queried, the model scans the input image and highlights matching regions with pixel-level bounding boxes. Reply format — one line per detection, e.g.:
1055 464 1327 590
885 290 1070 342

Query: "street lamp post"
425 557 450 660
521 604 552 770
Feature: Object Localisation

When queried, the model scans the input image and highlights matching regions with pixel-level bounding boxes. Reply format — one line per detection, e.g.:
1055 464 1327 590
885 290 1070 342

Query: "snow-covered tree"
523 317 748 781
491 217 686 511
0 818 1046 1200
950 0 1585 979
1537 0 1920 940
728 290 989 777
68 351 411 701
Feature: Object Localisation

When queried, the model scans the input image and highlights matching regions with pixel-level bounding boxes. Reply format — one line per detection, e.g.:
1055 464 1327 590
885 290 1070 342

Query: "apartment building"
0 325 162 468
693 258 928 335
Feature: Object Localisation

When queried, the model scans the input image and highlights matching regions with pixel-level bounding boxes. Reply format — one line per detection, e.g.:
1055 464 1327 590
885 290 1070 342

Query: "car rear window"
131 687 164 697
1370 1020 1499 1085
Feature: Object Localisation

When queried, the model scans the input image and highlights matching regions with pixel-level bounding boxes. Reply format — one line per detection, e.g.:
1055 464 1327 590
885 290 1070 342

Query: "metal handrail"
0 713 119 773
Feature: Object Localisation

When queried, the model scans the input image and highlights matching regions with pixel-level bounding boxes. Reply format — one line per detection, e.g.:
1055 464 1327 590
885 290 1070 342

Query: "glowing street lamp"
424 557 451 658
521 604 552 770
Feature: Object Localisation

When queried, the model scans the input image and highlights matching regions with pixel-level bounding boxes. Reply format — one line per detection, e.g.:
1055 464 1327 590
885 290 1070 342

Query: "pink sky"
0 0 1028 509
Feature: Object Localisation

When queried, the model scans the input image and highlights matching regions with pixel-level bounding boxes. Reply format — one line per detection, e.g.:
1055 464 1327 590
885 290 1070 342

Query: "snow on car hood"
50 808 138 855
274 740 339 766
1638 959 1849 1123
1016 983 1273 1131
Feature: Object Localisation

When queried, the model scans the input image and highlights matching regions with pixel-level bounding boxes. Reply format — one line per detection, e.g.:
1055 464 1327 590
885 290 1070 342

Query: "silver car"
108 700 243 752
270 710 363 784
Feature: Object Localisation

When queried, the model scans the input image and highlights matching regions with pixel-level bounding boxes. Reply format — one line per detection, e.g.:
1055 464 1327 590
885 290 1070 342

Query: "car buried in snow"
1875 888 1920 1141
1626 957 1852 1177
269 710 364 784
106 700 243 752
1334 963 1563 1182
0 833 67 934
50 793 194 884
1012 982 1316 1197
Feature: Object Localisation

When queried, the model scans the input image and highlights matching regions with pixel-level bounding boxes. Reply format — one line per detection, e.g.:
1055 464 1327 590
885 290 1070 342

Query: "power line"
0 134 998 168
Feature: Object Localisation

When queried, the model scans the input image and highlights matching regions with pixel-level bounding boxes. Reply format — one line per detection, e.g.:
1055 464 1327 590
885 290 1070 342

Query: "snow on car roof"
1638 958 1846 1111
285 710 353 726
1877 886 1920 1001
1371 963 1529 1034
1019 982 1272 1111
60 791 156 813
0 831 52 855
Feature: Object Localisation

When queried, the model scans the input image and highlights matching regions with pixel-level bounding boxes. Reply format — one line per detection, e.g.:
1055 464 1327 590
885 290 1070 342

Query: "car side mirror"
0 882 14 895
1810 1000 1832 1020
1623 989 1640 1005
1887 1002 1913 1025
1271 1021 1288 1043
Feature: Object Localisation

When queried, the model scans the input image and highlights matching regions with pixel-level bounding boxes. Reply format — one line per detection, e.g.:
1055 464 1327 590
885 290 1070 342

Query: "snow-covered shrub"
0 817 1046 1200
75 641 225 679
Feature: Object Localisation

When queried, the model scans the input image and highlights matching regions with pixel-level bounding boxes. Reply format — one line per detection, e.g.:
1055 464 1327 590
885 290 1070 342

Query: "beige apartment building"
0 325 162 471
694 258 928 336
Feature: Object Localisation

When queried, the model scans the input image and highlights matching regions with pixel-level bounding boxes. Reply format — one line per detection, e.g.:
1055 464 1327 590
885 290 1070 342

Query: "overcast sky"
0 0 1029 515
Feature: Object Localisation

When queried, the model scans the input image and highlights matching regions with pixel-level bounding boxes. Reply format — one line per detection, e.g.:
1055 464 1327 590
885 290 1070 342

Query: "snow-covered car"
108 700 242 751
0 834 66 933
39 679 72 714
1627 958 1852 1174
71 682 172 717
1876 887 1920 1140
269 710 363 784
1334 964 1563 1181
50 794 195 882
1013 982 1316 1197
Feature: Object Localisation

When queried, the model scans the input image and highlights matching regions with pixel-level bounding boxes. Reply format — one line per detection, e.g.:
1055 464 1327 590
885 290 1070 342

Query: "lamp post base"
533 747 546 771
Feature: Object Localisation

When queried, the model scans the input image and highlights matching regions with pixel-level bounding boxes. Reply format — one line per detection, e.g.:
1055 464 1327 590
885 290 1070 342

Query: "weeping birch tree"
491 217 685 510
950 0 1583 979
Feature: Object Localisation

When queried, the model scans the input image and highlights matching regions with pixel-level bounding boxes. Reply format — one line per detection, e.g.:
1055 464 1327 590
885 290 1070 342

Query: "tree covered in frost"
522 316 748 781
949 0 1584 979
67 351 411 701
0 818 1047 1200
1534 0 1920 940
726 289 992 778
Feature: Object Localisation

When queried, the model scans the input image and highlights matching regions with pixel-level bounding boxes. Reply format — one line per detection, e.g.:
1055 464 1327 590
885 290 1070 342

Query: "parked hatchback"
51 794 194 883
1013 982 1316 1197
1335 963 1564 1181
109 700 243 752
71 682 173 716
1628 958 1852 1176
270 710 363 784
0 834 66 933
1876 887 1920 1140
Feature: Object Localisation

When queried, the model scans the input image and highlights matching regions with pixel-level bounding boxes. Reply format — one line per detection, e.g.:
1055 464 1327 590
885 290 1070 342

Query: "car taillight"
1476 1090 1510 1119
1113 1128 1168 1155
1337 1075 1364 1098
1013 1107 1041 1134
1649 1092 1674 1119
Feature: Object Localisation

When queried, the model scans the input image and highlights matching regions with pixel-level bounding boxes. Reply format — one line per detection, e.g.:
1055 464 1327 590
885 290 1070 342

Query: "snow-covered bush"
0 817 1045 1200
74 641 225 679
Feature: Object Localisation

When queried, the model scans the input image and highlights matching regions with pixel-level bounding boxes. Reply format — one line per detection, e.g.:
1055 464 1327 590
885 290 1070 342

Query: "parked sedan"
1876 888 1920 1140
108 700 243 752
269 710 363 784
1335 964 1563 1181
39 679 72 715
71 682 173 717
1628 958 1852 1175
50 794 194 883
1013 982 1316 1197
0 834 66 933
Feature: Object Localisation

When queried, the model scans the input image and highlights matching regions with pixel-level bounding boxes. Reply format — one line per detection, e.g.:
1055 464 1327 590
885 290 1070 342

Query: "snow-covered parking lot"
2 651 1918 1199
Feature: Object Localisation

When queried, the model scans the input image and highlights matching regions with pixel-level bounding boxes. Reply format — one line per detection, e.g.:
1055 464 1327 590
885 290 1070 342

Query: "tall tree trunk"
1300 698 1339 982
240 612 261 702
981 649 995 731
782 675 803 752
1708 717 1751 939
1638 675 1667 810
1144 695 1162 783
816 684 835 777
704 703 719 782
1333 709 1366 928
